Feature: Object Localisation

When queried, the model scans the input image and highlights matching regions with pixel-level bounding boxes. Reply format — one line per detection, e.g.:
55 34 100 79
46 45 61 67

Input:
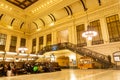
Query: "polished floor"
0 69 120 80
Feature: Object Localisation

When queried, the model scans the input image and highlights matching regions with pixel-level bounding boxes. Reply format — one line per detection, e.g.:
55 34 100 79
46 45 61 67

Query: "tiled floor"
0 69 120 80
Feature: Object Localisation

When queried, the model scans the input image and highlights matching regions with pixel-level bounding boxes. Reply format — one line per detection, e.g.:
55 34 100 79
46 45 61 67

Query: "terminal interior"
0 0 120 80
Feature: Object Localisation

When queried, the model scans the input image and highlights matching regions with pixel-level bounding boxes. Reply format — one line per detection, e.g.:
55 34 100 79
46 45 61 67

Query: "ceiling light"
6 52 17 55
82 26 97 40
0 51 5 54
32 11 34 13
50 22 55 26
29 54 37 57
19 53 28 56
8 25 13 29
82 10 97 40
9 8 12 10
0 58 3 60
50 0 53 3
5 58 14 60
41 5 44 7
36 8 38 10
44 4 46 6
21 58 27 60
5 6 8 8
39 7 41 9
18 47 28 53
0 4 4 6
47 2 50 4
28 58 34 60
36 28 41 31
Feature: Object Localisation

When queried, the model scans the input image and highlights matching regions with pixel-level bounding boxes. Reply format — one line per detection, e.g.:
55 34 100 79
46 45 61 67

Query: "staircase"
38 42 114 68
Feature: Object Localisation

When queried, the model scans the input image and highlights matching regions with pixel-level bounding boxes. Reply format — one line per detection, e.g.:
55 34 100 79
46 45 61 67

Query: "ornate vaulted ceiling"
6 0 38 9
0 0 119 34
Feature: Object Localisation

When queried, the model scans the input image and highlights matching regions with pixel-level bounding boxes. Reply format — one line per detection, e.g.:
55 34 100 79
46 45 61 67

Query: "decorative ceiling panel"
6 0 38 9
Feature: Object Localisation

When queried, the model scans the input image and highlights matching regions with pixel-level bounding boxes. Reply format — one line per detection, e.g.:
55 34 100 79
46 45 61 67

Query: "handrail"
38 42 113 68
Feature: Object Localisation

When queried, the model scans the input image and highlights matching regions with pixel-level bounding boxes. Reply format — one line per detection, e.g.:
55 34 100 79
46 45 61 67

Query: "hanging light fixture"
18 47 28 53
82 9 97 40
82 25 97 40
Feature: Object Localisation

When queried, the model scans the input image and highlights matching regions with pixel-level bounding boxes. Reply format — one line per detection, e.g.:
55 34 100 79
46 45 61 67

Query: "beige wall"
0 2 120 63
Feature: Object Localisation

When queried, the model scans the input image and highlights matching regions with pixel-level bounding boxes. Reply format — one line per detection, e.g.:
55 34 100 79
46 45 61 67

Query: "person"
0 64 4 76
10 62 16 75
108 55 111 64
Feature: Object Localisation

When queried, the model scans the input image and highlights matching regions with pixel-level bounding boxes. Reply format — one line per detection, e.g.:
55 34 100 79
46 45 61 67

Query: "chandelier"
18 47 28 53
82 25 97 40
82 6 97 40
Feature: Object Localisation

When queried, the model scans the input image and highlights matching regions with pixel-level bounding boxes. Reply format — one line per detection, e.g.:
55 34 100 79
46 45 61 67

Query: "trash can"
7 70 12 77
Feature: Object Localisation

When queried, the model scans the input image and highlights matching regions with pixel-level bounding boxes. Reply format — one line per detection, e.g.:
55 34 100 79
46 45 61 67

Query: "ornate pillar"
5 34 11 52
68 26 72 43
43 35 46 47
16 36 20 53
100 17 109 44
68 24 77 44
36 37 39 54
52 31 57 45
26 36 32 54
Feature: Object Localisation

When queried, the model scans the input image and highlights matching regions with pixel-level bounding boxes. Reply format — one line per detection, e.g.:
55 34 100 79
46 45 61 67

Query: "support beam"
98 0 101 6
0 14 4 20
64 7 70 15
50 14 56 22
48 14 54 21
39 18 45 26
80 0 88 11
33 22 38 29
20 22 24 29
67 6 73 15
10 18 15 26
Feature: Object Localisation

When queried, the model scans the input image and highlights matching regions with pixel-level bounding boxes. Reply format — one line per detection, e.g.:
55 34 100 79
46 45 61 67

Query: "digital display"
52 45 58 51
114 56 120 61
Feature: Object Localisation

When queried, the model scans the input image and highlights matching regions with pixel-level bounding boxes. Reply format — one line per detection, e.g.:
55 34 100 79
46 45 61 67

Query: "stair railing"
38 42 113 67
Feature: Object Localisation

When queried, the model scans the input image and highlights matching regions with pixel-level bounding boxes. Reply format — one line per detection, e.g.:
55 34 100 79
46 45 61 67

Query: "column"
68 24 77 44
36 37 39 54
71 24 77 44
68 26 72 43
43 35 46 47
52 31 57 45
5 34 11 52
26 36 32 54
118 1 120 38
100 17 109 44
16 36 20 53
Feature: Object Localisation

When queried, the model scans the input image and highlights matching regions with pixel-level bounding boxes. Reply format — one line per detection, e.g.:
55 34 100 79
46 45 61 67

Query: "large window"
106 14 120 42
76 24 86 47
20 38 26 47
90 20 103 45
57 30 69 43
46 34 52 45
32 38 36 53
0 33 7 51
39 36 43 51
9 36 17 52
